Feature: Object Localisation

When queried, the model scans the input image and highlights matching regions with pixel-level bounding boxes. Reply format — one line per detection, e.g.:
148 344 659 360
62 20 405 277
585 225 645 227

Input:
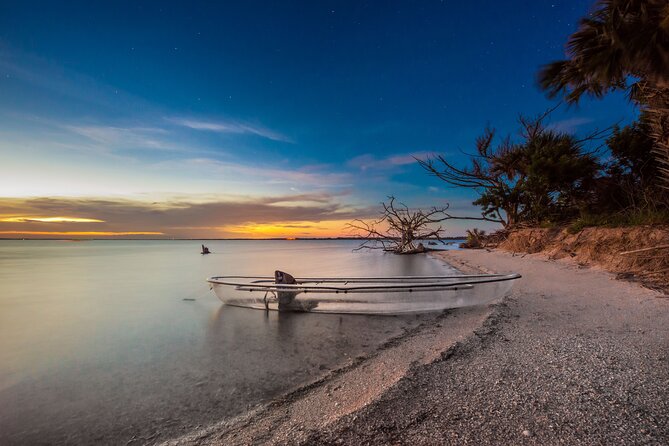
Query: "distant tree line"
420 0 669 231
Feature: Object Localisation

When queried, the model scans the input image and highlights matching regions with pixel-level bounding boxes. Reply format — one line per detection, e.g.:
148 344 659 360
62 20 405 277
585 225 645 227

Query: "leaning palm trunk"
639 83 669 189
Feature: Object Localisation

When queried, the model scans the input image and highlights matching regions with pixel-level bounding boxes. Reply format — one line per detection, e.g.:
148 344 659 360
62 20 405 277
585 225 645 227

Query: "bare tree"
347 196 489 254
416 128 512 227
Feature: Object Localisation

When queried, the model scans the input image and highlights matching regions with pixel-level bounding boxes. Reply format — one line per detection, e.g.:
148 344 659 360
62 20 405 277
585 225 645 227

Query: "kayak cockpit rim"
206 273 521 293
207 272 521 315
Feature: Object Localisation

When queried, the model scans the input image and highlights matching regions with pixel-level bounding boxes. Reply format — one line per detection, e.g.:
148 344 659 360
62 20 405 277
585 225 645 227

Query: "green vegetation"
538 0 669 188
421 112 668 230
463 228 486 249
421 0 669 231
567 209 669 234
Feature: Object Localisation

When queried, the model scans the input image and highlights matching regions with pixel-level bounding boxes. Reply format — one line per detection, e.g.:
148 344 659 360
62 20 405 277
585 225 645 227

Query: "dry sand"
164 249 669 445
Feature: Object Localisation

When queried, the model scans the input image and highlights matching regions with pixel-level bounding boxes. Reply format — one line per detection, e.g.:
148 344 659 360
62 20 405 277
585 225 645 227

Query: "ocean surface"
0 239 460 444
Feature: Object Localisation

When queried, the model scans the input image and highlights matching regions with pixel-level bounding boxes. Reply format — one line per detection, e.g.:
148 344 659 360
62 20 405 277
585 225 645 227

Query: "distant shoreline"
0 237 467 241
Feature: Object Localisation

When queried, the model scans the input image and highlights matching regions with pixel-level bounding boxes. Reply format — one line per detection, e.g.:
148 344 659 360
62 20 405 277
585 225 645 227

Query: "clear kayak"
206 271 521 315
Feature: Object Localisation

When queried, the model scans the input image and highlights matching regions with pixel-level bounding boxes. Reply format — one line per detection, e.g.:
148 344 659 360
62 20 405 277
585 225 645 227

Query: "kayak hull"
207 274 519 315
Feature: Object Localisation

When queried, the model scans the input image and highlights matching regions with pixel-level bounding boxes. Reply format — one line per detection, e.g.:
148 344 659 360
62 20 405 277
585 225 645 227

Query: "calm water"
0 240 458 444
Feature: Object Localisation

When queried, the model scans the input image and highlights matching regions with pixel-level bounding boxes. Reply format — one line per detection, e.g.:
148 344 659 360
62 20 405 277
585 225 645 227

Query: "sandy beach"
5 2 669 445
164 249 669 445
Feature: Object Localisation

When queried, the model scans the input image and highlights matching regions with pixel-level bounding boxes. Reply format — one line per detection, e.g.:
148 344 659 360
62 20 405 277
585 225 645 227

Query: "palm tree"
538 0 669 187
465 228 486 249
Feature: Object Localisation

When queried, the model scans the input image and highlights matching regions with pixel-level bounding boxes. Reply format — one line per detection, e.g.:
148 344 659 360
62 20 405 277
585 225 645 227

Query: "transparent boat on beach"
207 272 521 315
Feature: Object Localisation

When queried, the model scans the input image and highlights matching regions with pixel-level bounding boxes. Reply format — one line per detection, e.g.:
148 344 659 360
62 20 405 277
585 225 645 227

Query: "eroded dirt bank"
498 226 669 289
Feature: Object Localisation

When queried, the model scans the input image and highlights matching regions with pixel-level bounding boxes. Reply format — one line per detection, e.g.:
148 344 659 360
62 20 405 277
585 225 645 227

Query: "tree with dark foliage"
591 116 669 214
538 0 669 188
418 112 599 228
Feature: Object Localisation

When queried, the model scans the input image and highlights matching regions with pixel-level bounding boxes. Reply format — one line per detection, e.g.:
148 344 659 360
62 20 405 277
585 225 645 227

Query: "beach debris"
347 196 452 254
620 244 669 256
201 244 211 255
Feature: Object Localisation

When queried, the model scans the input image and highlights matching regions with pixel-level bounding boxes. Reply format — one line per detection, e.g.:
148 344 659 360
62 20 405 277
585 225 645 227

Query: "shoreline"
165 248 668 445
1 240 459 446
163 304 493 445
162 252 497 445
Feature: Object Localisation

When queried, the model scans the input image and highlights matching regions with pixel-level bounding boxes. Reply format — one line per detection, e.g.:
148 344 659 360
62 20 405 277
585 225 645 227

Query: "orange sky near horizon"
219 219 357 239
0 222 351 239
0 211 358 239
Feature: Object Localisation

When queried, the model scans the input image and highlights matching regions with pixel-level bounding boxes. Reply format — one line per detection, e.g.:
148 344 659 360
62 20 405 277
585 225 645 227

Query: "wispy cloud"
547 117 594 133
0 194 370 238
65 125 174 151
0 47 152 113
166 117 293 143
347 151 434 171
0 230 162 236
154 157 352 188
0 48 291 150
258 192 350 205
0 216 104 223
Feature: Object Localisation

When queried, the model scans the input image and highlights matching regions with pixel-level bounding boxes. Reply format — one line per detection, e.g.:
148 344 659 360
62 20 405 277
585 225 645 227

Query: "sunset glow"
0 3 661 446
220 220 354 239
0 2 635 239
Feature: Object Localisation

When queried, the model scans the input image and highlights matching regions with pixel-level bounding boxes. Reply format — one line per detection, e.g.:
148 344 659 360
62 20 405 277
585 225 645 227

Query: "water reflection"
205 304 419 384
0 240 456 445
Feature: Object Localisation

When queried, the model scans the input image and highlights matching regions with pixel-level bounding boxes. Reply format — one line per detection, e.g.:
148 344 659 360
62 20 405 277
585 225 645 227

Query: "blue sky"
0 1 638 238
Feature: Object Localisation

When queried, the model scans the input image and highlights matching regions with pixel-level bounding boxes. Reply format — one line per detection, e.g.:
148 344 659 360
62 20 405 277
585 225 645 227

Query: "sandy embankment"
498 226 669 289
164 249 669 445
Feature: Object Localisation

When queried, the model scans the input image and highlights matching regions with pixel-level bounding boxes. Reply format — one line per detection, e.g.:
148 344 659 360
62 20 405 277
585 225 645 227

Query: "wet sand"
165 249 669 445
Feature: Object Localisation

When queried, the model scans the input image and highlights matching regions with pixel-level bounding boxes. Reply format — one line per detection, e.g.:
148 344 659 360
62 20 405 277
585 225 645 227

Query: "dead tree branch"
347 196 484 254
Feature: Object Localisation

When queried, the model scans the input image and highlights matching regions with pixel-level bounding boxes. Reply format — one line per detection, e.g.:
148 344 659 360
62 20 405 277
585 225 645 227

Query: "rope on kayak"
182 283 213 301
262 290 277 310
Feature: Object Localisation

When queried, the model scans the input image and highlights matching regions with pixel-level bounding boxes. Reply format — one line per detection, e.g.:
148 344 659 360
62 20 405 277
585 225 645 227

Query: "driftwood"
347 197 448 254
620 244 669 256
347 196 494 254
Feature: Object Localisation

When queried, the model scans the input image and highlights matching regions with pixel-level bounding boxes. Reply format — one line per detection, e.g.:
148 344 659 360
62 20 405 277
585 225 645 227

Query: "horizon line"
0 236 467 241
